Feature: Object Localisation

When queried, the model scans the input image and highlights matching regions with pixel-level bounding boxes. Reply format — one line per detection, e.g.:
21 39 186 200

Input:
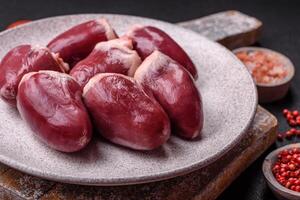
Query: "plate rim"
0 13 258 186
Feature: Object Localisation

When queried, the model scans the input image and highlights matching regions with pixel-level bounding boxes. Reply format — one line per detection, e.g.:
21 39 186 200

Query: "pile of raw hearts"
0 19 203 152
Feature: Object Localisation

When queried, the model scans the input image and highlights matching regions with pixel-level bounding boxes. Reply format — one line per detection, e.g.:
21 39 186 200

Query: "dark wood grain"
0 169 55 199
0 163 9 175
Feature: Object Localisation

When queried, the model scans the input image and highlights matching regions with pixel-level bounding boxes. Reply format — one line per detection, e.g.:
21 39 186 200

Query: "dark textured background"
1 0 300 199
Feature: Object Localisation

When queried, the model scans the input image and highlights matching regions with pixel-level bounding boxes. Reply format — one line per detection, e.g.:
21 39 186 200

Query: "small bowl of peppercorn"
263 143 300 200
234 47 295 103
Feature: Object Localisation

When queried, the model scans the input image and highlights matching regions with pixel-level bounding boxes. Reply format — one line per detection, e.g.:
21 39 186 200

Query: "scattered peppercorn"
279 108 300 140
277 133 284 141
6 20 31 30
283 109 289 116
272 148 300 192
293 110 299 117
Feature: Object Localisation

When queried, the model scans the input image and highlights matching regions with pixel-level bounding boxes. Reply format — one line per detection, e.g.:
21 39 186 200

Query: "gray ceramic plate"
0 14 257 186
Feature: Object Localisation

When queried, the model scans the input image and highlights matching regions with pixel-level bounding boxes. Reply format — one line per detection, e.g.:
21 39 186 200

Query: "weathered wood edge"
178 10 263 49
0 169 56 199
193 106 277 200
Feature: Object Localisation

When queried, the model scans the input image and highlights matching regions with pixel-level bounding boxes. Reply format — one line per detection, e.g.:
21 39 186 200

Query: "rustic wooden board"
179 10 262 49
0 11 270 200
0 106 277 200
0 163 9 175
40 107 277 200
0 169 55 200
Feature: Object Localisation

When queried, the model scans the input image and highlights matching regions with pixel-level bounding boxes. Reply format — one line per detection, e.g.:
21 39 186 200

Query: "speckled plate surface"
0 14 257 186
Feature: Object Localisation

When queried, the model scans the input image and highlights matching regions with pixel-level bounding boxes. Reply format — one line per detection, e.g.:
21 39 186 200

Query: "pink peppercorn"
272 148 300 192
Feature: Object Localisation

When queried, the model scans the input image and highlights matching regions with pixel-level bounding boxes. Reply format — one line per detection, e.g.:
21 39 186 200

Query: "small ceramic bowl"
233 47 295 103
263 143 300 200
